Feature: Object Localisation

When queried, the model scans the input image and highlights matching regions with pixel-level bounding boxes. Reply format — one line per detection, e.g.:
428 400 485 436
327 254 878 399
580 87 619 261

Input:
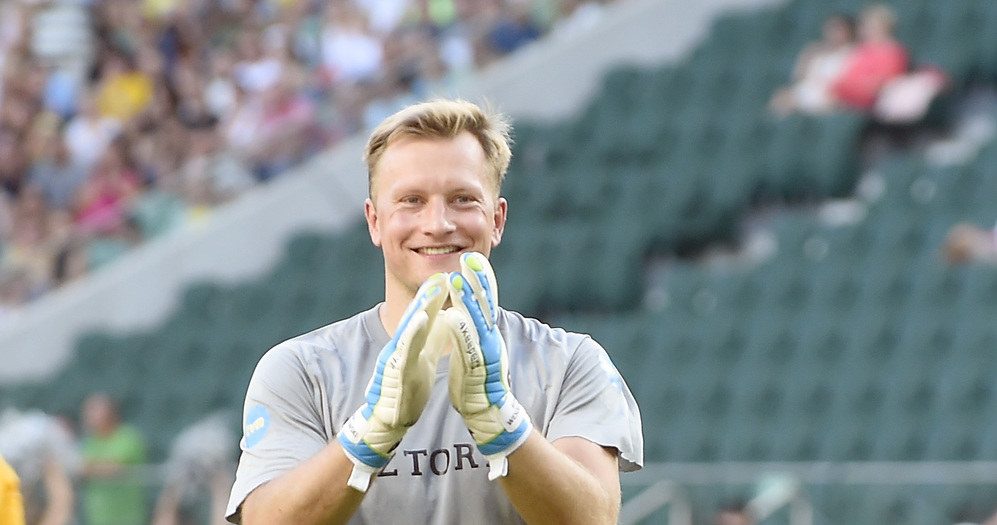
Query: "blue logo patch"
244 404 270 448
598 351 624 392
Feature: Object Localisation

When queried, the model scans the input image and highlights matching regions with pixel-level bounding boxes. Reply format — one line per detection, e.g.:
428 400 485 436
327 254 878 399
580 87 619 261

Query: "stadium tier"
5 0 997 522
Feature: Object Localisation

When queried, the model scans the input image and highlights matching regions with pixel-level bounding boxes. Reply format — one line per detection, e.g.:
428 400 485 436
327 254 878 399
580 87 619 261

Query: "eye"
454 194 477 204
401 195 423 205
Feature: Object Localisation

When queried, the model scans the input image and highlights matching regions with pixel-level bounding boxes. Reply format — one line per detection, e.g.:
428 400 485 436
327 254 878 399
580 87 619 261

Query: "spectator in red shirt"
831 4 908 110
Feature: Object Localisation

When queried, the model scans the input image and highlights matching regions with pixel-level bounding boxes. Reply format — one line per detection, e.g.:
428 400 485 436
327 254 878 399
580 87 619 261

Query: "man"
943 221 997 265
226 99 643 524
80 392 148 525
714 501 754 525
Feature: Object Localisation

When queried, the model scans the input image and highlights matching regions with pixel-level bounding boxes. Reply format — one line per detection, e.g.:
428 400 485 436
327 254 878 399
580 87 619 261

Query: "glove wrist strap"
483 422 532 480
344 456 381 492
477 397 534 480
337 407 398 492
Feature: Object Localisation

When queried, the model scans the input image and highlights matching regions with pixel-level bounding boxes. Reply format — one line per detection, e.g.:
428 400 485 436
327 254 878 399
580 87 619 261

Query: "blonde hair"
861 4 897 34
363 99 513 198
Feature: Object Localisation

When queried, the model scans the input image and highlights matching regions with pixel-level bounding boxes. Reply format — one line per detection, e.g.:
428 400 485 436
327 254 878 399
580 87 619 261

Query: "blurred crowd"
769 4 947 123
0 0 611 322
1 394 237 525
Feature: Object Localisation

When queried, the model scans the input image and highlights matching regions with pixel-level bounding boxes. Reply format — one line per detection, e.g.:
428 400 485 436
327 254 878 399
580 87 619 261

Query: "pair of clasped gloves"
337 252 532 492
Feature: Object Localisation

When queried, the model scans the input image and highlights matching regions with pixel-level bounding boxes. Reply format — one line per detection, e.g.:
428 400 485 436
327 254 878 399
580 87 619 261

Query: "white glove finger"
383 274 448 427
421 314 453 369
394 273 448 374
441 308 470 407
441 307 489 415
393 309 429 372
459 252 498 328
394 273 448 343
448 272 493 342
441 306 481 371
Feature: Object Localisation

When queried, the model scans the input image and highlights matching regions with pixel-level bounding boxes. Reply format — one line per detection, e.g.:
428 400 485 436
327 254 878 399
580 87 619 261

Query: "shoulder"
498 309 604 361
261 307 376 366
250 307 378 390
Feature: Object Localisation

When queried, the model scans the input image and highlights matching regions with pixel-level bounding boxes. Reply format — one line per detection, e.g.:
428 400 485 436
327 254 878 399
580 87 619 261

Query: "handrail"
618 480 692 525
619 461 997 524
622 461 997 486
748 476 812 525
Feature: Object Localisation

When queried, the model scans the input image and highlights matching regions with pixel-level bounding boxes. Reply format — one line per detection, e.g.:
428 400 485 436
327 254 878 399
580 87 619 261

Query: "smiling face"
365 132 507 303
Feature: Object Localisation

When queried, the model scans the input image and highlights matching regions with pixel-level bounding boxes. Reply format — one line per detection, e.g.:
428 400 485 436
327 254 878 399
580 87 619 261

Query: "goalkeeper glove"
442 252 533 480
338 273 448 491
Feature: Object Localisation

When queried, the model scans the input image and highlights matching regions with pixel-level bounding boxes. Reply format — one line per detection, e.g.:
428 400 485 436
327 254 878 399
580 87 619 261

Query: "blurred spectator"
42 66 82 121
0 269 32 324
3 185 62 298
0 451 26 525
29 132 89 212
831 4 908 111
95 51 154 123
227 75 319 181
50 235 90 288
715 500 755 525
872 64 949 125
73 138 142 237
943 222 997 265
320 2 384 86
485 0 541 60
769 13 856 116
0 129 28 197
151 413 237 525
178 118 254 213
0 408 80 525
63 92 122 172
80 392 148 525
30 0 93 78
233 28 284 94
0 0 599 317
204 51 239 121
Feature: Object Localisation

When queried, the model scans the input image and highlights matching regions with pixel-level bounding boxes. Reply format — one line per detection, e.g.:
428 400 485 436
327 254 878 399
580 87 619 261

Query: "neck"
379 277 414 337
378 281 455 356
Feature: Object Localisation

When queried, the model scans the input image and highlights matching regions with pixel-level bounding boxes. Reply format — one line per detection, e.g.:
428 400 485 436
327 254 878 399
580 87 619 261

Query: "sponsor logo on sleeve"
244 404 270 448
598 351 624 392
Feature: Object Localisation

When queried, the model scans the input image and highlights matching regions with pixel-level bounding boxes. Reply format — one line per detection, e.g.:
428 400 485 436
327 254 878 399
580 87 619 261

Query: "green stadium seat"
8 2 997 518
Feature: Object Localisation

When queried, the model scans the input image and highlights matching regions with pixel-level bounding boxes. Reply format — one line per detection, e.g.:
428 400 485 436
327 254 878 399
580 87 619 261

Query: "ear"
491 197 508 248
364 198 382 247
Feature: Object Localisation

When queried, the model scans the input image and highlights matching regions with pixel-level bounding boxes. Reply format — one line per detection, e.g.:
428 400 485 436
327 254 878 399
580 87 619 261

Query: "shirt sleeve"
226 344 329 523
545 337 644 472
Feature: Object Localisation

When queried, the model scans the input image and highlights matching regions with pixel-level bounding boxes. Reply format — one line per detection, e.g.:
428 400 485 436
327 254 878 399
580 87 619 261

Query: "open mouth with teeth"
417 246 461 255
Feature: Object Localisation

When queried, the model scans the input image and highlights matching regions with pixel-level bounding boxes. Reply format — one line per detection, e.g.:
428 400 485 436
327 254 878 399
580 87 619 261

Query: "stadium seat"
8 3 997 520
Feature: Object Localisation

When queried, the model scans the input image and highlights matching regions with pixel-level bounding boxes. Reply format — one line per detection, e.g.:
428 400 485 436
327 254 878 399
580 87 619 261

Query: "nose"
422 197 456 236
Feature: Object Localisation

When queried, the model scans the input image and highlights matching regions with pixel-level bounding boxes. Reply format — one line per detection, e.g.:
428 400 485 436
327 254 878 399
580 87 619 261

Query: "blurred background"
2 0 997 523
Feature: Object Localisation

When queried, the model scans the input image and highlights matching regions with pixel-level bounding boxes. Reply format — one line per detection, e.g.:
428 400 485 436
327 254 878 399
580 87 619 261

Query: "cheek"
382 211 417 242
462 211 495 240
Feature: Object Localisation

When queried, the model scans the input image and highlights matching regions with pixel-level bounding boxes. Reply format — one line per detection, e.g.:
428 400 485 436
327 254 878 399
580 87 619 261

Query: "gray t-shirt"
226 305 643 524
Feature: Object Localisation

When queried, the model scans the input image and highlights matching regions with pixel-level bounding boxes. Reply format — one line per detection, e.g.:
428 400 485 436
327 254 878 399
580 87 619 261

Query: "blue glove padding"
338 273 448 491
443 252 533 480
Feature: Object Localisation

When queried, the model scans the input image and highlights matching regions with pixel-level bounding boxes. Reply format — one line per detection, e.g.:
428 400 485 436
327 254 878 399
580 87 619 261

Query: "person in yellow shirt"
96 53 153 123
1 452 26 525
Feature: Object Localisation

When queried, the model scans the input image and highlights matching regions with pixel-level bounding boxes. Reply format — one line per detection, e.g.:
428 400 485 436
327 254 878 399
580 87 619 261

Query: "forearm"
499 432 618 525
38 461 73 525
82 460 125 479
241 442 365 525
